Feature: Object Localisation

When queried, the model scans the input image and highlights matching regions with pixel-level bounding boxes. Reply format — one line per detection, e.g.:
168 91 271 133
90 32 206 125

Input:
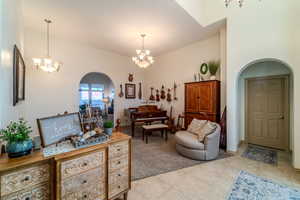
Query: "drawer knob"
25 197 31 200
82 180 87 184
118 185 121 189
118 174 121 177
23 176 30 182
118 161 121 164
117 148 121 151
83 162 88 166
83 194 88 199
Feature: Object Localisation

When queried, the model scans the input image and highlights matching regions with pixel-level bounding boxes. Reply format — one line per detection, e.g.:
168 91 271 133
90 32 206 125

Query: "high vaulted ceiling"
23 0 225 56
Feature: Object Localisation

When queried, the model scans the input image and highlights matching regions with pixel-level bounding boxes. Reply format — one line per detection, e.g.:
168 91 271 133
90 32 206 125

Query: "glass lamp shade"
33 57 61 73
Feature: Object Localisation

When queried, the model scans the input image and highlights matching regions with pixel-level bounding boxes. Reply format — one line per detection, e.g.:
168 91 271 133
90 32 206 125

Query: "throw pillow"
187 119 207 135
197 122 217 142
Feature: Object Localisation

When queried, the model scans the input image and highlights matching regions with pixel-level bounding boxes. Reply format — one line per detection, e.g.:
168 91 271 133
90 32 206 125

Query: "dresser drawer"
62 186 105 200
2 183 49 200
61 167 105 198
60 150 105 179
109 155 128 171
1 164 50 196
109 141 129 158
109 167 129 184
108 177 129 199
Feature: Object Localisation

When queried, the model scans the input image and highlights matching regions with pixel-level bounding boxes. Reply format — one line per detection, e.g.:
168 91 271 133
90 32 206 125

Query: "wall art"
13 45 26 106
125 83 136 99
160 85 166 99
119 84 124 97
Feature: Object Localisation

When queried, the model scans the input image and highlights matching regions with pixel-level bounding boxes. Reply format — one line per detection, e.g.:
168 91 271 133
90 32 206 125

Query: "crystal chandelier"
33 19 62 73
225 0 244 7
132 34 154 68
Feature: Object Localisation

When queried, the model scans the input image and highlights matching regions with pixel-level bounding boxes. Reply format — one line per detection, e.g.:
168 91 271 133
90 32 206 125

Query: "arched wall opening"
236 58 294 151
78 72 115 130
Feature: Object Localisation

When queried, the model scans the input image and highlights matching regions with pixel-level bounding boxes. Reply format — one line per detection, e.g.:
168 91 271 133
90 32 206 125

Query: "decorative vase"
6 140 33 158
104 128 113 136
210 75 216 80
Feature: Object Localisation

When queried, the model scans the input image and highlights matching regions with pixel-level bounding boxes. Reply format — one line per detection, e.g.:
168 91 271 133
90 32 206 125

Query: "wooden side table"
142 124 169 144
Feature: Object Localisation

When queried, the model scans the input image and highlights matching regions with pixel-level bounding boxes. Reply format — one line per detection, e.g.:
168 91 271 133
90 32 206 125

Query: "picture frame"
13 45 26 106
37 112 83 147
125 83 136 99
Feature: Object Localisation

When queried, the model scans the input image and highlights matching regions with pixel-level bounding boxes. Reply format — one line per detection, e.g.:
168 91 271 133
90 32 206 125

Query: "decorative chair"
175 121 221 161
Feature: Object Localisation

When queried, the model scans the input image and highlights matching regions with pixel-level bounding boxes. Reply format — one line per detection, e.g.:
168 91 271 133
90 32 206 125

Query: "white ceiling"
23 0 225 56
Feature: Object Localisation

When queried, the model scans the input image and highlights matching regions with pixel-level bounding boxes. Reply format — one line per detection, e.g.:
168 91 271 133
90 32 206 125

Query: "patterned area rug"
122 127 231 180
227 171 300 200
242 144 277 165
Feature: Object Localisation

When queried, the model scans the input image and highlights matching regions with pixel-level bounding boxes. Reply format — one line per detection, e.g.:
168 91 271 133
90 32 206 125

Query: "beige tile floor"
127 145 300 200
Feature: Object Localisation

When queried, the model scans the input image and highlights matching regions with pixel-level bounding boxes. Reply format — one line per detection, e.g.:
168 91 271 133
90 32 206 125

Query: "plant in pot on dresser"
0 119 33 158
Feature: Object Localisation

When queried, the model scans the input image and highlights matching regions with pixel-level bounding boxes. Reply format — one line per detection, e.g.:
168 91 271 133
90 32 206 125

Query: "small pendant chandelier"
132 34 154 69
33 19 62 73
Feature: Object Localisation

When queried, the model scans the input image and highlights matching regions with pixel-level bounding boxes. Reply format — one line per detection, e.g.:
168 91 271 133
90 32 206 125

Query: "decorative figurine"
128 73 134 82
167 88 172 102
161 85 166 100
149 87 155 101
119 84 124 97
156 89 160 102
138 82 142 99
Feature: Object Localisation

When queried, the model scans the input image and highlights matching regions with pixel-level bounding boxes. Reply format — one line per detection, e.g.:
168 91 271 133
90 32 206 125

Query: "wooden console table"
0 132 131 200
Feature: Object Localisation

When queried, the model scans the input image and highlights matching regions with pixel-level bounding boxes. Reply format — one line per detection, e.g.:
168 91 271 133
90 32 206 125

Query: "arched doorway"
79 72 115 131
237 59 294 151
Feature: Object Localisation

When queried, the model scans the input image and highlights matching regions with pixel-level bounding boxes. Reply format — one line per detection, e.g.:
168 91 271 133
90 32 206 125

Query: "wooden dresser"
185 81 220 128
0 132 131 200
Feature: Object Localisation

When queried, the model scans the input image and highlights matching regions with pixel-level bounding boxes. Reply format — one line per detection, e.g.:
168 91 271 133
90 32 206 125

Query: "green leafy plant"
208 60 220 76
103 121 114 129
0 119 32 143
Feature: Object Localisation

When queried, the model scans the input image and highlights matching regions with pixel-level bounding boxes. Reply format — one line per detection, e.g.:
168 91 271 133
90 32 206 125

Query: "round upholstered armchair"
175 121 221 161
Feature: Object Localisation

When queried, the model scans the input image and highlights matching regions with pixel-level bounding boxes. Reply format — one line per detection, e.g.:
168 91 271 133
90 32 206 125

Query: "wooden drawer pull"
83 162 88 166
117 161 121 164
118 174 121 177
118 185 121 189
117 148 121 151
83 194 88 199
82 180 88 184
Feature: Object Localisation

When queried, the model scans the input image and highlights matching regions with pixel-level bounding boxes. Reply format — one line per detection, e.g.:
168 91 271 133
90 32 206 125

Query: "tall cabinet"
185 81 220 128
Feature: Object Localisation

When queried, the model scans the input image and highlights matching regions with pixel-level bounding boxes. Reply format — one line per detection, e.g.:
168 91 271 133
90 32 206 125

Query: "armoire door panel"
198 83 213 113
185 84 199 113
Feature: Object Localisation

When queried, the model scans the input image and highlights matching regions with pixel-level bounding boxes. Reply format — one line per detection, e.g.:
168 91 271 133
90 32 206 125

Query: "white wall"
23 28 145 136
176 0 300 168
0 0 24 129
144 34 221 118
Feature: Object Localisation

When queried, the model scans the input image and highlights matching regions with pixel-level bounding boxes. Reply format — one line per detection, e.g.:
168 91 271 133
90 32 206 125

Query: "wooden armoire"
184 80 220 128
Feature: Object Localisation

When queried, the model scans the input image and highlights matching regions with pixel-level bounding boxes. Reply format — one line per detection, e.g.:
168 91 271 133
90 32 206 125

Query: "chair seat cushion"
142 124 168 130
175 131 205 150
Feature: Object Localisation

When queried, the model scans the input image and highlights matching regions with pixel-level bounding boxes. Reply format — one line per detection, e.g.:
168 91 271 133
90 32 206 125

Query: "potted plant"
104 121 114 136
208 60 220 80
0 119 33 158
